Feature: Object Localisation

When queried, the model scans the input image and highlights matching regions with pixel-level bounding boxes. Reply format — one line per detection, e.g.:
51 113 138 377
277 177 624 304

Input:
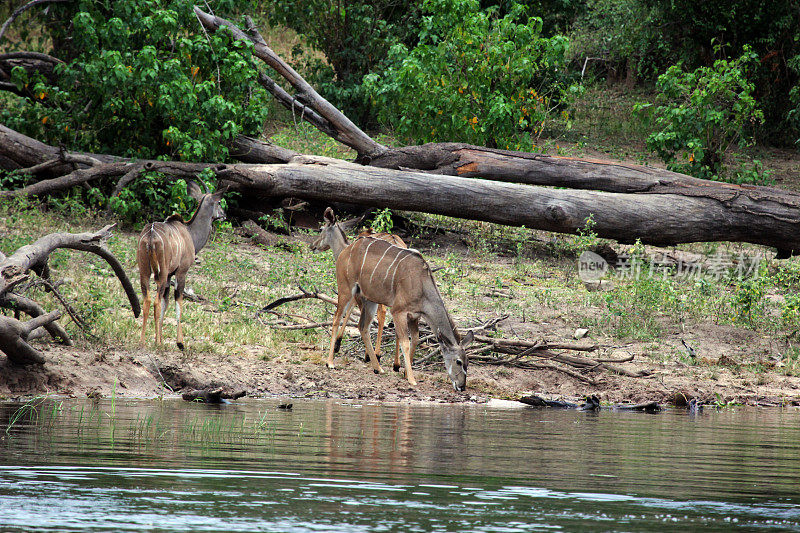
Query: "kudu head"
440 330 474 391
187 181 226 222
311 207 351 256
185 180 226 254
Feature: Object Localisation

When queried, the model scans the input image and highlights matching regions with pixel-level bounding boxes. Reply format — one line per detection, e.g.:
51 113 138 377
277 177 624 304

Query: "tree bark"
0 311 61 365
3 123 800 253
0 293 72 345
214 156 800 252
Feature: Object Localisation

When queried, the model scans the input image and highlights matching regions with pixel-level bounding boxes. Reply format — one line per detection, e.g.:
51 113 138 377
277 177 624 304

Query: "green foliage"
267 0 422 126
780 294 800 333
570 0 666 81
603 272 680 340
365 0 580 150
371 208 394 233
635 47 763 180
571 0 800 143
732 273 767 327
2 0 270 224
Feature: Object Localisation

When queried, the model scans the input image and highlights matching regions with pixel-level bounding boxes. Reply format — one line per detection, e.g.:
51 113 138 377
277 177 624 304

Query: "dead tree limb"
0 1 68 43
0 225 140 363
4 122 800 254
211 156 800 253
0 0 71 43
0 311 61 364
193 6 387 159
0 292 71 345
0 224 140 317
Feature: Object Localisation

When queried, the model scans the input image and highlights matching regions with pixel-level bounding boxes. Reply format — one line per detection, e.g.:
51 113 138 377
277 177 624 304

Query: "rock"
583 279 615 292
573 328 589 340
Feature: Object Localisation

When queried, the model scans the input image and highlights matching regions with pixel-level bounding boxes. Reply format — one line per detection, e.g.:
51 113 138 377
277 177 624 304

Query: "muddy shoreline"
3 339 799 407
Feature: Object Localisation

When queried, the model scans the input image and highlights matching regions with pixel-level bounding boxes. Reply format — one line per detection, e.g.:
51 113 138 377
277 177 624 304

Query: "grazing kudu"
310 209 407 365
315 208 473 390
137 181 225 349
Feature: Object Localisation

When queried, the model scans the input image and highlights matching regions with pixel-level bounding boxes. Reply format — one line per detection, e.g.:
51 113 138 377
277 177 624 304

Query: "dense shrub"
267 0 422 127
364 0 580 150
635 47 764 181
570 0 800 143
2 0 269 223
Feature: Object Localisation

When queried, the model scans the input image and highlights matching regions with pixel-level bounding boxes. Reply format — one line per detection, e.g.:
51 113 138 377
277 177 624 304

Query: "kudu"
310 209 407 365
313 207 473 390
137 181 225 349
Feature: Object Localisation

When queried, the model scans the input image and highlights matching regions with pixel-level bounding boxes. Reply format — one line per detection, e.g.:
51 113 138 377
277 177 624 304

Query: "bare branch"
193 6 387 158
0 311 61 364
0 0 71 43
0 292 71 344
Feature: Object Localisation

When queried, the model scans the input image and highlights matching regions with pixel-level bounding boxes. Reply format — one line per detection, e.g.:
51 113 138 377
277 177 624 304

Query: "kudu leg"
175 278 186 350
327 297 354 369
140 293 151 345
393 314 417 386
358 301 383 374
154 282 168 345
367 304 387 363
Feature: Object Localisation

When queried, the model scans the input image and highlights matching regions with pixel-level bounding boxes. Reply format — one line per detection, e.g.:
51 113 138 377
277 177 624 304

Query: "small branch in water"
182 388 247 404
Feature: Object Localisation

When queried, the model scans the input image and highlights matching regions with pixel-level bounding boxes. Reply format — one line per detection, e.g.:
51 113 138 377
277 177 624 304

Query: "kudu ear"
323 207 336 225
186 180 204 201
460 330 475 347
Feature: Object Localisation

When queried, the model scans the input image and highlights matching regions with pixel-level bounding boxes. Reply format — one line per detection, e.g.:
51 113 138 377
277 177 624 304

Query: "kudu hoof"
176 341 185 351
393 364 401 372
326 362 336 370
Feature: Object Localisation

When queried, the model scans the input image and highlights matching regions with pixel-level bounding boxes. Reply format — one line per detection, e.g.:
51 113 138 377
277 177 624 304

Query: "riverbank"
2 204 800 406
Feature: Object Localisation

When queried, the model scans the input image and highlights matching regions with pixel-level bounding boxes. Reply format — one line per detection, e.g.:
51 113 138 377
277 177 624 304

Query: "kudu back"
137 181 225 349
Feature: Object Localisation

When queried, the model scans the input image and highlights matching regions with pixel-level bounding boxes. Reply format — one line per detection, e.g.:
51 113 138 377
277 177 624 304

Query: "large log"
2 121 799 253
216 156 800 253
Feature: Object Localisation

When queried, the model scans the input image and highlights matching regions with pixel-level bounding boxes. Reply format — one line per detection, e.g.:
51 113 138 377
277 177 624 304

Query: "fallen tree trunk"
2 122 799 252
215 156 800 252
190 8 800 256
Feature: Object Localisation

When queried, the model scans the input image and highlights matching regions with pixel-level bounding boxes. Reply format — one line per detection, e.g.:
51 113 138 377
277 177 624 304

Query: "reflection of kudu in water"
324 401 414 474
137 181 225 349
314 208 473 390
311 208 407 365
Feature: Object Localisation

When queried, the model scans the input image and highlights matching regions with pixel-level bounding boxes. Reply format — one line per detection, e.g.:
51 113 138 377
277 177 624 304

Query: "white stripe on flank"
359 239 377 278
389 251 412 290
381 248 406 285
369 245 393 285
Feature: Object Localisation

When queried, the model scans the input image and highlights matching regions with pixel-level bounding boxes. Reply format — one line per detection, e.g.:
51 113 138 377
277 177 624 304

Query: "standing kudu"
314 208 473 390
137 181 225 349
310 208 407 364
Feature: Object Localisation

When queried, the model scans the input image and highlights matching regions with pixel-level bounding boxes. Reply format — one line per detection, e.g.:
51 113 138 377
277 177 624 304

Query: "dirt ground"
2 321 799 407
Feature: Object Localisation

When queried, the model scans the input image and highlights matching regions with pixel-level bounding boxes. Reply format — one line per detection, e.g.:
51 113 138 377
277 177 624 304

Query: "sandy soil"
2 332 799 407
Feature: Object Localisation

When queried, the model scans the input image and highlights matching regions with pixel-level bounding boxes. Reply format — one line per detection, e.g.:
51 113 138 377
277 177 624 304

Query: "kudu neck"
187 197 215 254
422 281 459 346
330 225 349 260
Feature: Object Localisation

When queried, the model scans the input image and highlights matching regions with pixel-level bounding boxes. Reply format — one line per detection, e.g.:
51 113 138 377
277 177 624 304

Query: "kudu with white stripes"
310 209 407 367
137 181 225 349
314 208 473 390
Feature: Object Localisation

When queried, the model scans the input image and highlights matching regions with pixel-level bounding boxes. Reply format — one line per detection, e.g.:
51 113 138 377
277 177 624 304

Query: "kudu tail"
138 224 164 280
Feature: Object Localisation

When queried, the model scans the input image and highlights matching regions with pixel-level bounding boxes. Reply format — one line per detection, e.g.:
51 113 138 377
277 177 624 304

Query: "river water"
0 398 799 531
